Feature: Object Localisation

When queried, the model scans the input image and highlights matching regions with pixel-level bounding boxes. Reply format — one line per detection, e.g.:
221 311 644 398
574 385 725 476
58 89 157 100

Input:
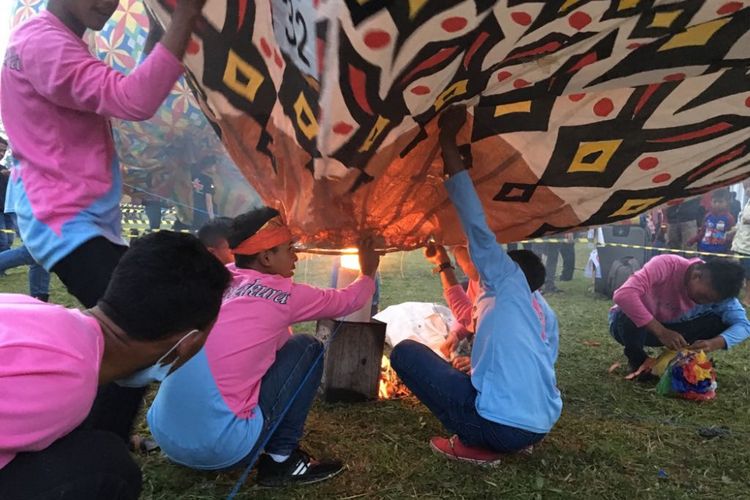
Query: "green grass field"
2 248 749 499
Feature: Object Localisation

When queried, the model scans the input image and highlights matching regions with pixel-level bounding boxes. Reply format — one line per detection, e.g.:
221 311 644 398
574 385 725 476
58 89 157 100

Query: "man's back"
0 295 103 468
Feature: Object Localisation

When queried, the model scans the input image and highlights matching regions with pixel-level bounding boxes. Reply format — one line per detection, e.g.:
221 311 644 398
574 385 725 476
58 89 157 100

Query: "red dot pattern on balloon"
514 78 530 89
593 97 614 117
364 30 391 49
260 37 272 58
511 12 532 26
274 50 283 68
568 93 586 101
652 173 671 183
638 157 659 170
410 85 431 95
664 73 686 82
627 42 642 50
496 71 512 82
186 38 200 55
718 1 743 14
441 17 468 33
745 96 750 107
569 11 592 30
333 122 354 135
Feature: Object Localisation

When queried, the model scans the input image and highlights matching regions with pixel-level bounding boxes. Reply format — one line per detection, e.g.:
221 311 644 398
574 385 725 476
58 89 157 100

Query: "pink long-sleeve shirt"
147 266 376 470
0 295 104 469
444 279 479 340
612 255 702 327
1 10 183 268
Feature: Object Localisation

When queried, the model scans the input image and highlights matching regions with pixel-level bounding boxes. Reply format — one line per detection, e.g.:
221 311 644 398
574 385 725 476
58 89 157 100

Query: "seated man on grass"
391 106 562 466
0 232 231 500
610 254 748 379
147 208 380 487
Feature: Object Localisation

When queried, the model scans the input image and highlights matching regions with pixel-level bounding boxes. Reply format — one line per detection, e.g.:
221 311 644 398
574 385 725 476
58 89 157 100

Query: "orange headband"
232 219 293 256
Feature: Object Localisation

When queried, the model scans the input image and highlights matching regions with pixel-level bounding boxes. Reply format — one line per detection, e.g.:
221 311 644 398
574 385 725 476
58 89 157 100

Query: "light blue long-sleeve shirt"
445 170 562 434
677 299 750 349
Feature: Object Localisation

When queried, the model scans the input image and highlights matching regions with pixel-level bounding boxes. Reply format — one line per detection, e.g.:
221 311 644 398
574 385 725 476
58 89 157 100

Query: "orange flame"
379 354 411 399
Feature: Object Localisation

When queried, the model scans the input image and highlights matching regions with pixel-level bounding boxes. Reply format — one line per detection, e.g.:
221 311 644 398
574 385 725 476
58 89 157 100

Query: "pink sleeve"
612 256 672 327
24 32 183 121
288 275 376 323
444 284 473 331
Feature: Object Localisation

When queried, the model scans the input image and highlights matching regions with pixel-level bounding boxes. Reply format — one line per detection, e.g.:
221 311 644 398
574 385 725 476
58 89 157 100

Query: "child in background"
148 208 380 486
198 217 235 265
689 189 735 255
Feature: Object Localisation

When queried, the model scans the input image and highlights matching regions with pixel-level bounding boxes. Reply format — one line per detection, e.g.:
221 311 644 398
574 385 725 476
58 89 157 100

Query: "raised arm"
26 0 205 120
439 107 517 290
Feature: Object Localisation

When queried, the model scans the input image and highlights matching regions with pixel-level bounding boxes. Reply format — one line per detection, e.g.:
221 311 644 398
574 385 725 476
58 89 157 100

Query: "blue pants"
0 214 15 252
230 334 324 468
390 340 545 453
0 244 50 299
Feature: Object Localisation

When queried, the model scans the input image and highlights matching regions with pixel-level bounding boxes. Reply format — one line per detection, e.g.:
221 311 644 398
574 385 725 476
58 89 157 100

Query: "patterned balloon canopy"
142 0 750 249
8 0 261 225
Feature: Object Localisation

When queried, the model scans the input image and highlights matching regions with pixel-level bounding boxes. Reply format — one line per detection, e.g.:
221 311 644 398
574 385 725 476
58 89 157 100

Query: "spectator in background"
688 189 735 256
542 239 563 293
665 197 703 250
0 148 14 256
558 233 576 282
140 172 170 232
729 190 742 222
192 160 216 232
0 230 51 302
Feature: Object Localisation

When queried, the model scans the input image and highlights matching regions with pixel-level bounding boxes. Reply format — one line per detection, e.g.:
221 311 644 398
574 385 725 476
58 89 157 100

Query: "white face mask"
115 329 199 388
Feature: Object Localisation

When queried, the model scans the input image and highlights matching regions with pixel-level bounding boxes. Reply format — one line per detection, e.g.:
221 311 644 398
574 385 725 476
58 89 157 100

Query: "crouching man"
391 107 562 466
0 232 231 499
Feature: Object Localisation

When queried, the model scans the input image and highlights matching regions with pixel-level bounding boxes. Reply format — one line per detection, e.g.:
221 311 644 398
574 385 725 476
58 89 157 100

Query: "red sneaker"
429 435 504 466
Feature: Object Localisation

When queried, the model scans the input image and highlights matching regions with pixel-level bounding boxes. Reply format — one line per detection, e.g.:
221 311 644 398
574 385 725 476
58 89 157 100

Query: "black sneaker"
256 449 344 487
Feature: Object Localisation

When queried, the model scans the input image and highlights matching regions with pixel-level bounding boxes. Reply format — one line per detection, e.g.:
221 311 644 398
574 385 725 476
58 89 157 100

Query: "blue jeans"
0 214 15 252
230 334 324 468
0 244 50 298
390 340 545 453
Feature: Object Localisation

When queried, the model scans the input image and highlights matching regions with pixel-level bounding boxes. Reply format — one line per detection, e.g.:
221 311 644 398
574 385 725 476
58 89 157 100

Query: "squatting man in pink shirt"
0 232 231 500
147 208 381 487
609 254 748 379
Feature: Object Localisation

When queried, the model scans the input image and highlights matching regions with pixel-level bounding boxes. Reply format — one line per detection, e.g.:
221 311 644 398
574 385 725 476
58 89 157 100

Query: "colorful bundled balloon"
656 350 717 401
